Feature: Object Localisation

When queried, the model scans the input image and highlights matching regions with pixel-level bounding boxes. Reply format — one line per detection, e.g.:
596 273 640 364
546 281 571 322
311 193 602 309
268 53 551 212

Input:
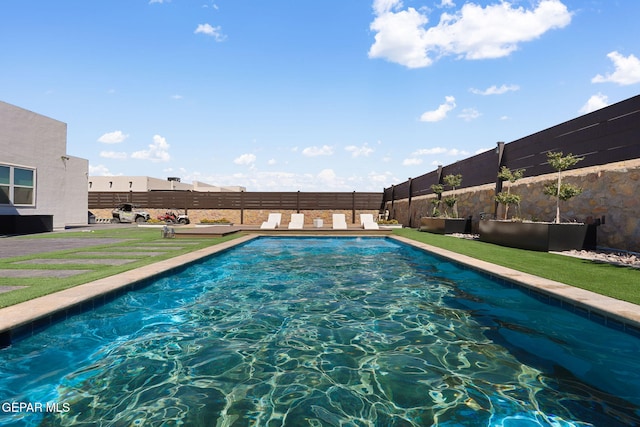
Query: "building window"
0 166 9 204
0 164 36 206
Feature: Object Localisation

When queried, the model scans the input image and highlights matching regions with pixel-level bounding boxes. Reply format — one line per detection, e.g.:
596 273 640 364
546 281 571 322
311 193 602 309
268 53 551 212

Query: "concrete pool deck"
1 233 639 347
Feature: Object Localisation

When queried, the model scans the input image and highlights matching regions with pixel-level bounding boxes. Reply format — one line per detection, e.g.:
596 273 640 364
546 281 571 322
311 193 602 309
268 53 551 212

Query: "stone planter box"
419 217 469 234
479 220 588 252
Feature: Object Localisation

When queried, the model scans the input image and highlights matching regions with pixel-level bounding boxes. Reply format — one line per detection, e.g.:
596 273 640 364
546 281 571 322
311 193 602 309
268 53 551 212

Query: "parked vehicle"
111 203 150 223
157 210 190 224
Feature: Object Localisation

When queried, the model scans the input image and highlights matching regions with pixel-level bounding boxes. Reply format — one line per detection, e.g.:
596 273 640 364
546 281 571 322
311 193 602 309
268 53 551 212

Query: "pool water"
1 237 639 426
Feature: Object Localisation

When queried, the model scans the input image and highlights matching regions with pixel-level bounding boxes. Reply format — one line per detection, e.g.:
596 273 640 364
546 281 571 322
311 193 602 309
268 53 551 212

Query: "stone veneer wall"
385 159 640 252
90 209 379 227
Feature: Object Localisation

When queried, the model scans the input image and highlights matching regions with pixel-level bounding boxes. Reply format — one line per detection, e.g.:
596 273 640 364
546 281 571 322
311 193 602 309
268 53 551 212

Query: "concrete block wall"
387 159 640 252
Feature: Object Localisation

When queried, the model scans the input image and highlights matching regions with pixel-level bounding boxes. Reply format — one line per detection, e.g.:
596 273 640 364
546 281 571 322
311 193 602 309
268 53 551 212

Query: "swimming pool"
1 237 639 426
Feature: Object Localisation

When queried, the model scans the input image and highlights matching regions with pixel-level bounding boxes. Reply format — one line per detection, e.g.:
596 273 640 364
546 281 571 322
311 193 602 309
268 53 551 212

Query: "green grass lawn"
394 228 640 305
0 227 244 308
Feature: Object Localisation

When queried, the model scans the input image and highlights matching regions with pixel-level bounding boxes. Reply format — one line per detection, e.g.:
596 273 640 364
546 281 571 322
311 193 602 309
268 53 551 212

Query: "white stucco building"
0 101 88 233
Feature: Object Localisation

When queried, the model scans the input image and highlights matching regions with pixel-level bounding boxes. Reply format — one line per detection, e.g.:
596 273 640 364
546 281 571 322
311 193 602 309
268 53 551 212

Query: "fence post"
352 191 356 224
494 141 505 218
240 192 244 225
391 185 395 218
407 178 413 228
297 191 300 213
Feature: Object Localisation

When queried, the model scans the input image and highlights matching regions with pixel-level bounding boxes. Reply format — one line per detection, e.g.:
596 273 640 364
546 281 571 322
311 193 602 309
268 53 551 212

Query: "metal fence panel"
383 94 640 204
410 171 439 197
88 191 383 211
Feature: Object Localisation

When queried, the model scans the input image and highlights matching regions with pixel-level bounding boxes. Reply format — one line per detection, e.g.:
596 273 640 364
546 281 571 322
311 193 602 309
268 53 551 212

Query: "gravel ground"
554 249 640 269
449 233 640 269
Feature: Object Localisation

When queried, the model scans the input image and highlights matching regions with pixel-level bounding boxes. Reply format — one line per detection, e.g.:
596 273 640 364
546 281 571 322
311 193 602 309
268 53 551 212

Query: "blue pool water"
1 237 639 426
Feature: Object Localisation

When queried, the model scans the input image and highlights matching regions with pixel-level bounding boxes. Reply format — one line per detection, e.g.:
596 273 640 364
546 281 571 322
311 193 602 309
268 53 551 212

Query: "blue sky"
2 0 639 191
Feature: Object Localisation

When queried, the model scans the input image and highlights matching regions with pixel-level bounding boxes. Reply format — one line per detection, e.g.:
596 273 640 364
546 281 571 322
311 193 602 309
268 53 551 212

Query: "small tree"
430 184 443 217
442 174 462 218
542 151 584 223
495 166 525 219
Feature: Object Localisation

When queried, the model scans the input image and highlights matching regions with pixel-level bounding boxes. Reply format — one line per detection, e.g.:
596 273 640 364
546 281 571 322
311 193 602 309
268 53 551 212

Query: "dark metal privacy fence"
89 191 384 212
383 94 640 204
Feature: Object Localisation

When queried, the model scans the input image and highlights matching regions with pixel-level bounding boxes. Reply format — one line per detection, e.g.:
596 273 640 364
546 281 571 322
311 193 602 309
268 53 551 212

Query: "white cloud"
194 23 227 41
592 51 640 86
234 153 257 166
88 164 115 176
420 96 456 122
178 167 391 192
447 148 470 156
404 146 470 166
369 0 433 68
99 151 128 160
302 145 334 157
369 0 571 68
317 168 338 183
131 134 171 162
372 0 401 16
97 130 129 144
458 107 481 121
579 93 609 114
470 84 520 95
412 147 469 157
411 147 447 156
439 0 455 7
368 170 397 185
267 158 277 165
345 143 374 158
149 0 169 4
402 157 423 166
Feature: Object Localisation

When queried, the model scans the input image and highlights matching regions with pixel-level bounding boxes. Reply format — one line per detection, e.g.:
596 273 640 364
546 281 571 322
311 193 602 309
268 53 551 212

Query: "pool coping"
1 233 639 346
391 235 640 332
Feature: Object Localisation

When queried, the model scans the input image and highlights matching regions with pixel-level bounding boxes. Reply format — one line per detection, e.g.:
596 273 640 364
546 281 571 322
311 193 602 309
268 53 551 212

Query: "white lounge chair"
260 213 282 229
288 213 305 229
360 213 379 230
332 213 347 229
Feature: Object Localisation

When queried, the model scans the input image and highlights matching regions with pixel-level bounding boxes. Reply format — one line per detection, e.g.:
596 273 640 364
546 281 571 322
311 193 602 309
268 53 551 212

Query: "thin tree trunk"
555 170 561 223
